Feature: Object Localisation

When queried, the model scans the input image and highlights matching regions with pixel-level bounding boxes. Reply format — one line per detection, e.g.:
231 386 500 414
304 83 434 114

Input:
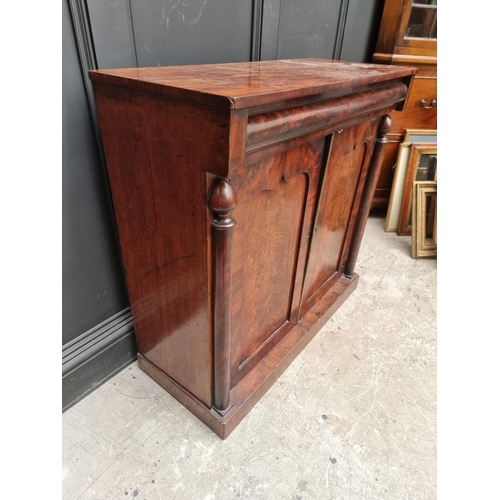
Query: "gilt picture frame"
411 181 437 259
397 143 437 236
384 142 412 232
403 129 437 144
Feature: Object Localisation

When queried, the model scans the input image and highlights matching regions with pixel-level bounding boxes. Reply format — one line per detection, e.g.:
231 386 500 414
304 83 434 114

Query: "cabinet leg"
345 114 392 277
210 179 237 413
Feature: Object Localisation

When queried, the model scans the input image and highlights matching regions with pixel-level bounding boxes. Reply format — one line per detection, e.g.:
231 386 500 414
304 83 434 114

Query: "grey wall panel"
260 0 281 60
87 0 138 69
130 0 253 66
63 0 128 345
274 0 342 60
250 0 265 61
339 0 384 63
63 308 136 412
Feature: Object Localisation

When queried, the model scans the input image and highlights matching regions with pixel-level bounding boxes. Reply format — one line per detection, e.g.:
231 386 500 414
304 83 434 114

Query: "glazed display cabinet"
372 0 437 207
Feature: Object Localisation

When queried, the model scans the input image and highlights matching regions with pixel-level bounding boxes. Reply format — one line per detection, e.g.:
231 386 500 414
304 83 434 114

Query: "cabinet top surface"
89 58 417 109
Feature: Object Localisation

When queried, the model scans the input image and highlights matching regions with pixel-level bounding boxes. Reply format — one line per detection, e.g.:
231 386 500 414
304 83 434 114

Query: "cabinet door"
299 120 379 317
230 138 326 384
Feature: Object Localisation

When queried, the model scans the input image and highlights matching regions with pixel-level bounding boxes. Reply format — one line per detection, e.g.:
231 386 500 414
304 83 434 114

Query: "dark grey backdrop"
62 0 383 411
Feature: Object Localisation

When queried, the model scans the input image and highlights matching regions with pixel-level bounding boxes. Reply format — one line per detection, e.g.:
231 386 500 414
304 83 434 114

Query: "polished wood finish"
90 59 415 110
90 59 415 438
372 0 437 208
246 83 407 152
209 179 237 413
345 115 392 276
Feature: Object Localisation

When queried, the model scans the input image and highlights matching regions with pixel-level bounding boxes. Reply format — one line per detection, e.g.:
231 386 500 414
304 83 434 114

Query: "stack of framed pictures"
384 129 437 258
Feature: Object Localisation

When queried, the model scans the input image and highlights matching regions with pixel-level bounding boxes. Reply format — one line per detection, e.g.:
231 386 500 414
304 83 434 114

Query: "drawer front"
391 77 437 133
246 82 408 153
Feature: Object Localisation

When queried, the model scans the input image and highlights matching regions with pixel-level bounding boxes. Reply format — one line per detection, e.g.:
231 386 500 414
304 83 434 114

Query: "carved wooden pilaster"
209 179 237 414
344 115 392 277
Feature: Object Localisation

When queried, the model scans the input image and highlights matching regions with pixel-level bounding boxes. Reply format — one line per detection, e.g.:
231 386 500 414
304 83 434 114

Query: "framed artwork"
397 143 437 236
384 142 412 232
385 129 438 233
403 129 437 144
411 181 437 259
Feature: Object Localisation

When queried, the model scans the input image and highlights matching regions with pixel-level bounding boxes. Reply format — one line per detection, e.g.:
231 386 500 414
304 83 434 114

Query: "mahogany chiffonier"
89 59 416 439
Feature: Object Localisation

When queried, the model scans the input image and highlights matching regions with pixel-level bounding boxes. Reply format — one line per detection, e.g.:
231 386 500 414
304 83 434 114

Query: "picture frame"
384 129 437 233
397 142 437 236
411 181 437 259
403 129 437 144
384 142 412 232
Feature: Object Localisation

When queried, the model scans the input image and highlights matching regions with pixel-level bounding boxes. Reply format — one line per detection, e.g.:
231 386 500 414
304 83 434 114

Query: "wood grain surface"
90 58 416 109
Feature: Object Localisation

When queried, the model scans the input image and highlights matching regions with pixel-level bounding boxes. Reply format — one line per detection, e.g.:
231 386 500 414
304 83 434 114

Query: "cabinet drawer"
391 77 437 132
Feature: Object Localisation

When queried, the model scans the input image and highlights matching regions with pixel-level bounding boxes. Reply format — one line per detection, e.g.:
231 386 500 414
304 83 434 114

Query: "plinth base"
138 273 359 439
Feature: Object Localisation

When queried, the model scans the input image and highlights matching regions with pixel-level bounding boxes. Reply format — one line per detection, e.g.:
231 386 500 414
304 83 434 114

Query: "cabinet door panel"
230 138 325 384
300 122 377 315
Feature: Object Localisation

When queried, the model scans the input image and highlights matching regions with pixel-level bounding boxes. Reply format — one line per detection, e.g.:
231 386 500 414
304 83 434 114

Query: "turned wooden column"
209 179 237 413
344 114 392 277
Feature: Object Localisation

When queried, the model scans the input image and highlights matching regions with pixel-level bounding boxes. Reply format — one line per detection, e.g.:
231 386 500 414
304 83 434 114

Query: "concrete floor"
62 212 437 500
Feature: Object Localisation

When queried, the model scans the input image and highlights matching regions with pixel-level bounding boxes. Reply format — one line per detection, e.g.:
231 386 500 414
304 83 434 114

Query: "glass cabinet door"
405 0 437 39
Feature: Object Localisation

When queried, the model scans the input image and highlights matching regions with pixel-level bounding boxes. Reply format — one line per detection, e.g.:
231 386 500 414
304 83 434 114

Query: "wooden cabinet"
89 59 415 438
372 0 437 208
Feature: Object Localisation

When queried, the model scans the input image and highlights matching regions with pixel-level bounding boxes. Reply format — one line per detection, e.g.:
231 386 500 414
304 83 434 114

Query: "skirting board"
62 308 137 412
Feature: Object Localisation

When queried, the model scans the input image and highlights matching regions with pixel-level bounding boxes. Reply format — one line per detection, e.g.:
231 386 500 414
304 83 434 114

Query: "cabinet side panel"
92 84 229 406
